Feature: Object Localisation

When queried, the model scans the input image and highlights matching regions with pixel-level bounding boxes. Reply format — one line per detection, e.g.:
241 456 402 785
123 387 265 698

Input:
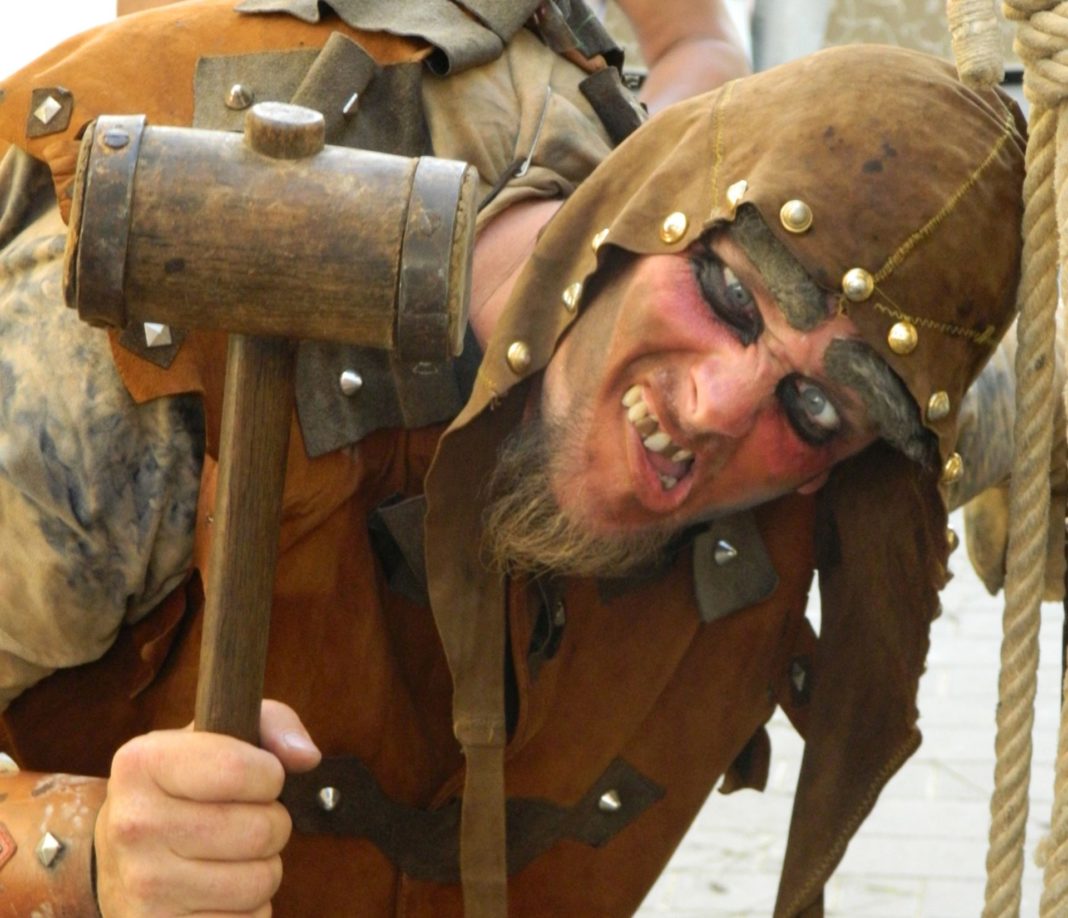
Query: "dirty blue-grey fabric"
0 26 611 710
0 149 203 708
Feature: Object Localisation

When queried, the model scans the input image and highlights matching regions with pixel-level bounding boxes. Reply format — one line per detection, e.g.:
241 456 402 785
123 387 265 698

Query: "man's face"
537 230 880 537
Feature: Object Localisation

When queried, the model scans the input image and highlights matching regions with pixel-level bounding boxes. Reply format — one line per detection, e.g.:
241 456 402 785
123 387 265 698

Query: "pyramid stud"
33 95 62 125
714 539 738 565
143 322 173 348
598 789 622 813
317 787 340 812
36 832 64 868
339 369 363 396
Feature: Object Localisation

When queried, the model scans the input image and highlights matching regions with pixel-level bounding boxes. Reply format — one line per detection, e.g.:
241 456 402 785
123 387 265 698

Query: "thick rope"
1038 97 1068 918
949 0 1006 87
983 100 1055 918
972 3 1063 915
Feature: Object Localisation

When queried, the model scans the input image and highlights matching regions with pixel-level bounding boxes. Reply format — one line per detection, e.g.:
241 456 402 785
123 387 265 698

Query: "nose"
688 346 780 439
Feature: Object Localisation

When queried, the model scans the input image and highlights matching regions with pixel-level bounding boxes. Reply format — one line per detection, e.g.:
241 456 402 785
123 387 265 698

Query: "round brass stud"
506 340 532 375
562 282 583 312
946 527 960 552
842 268 875 302
591 228 610 252
726 179 748 210
779 199 813 234
926 390 951 422
887 320 919 355
941 452 964 485
659 211 688 244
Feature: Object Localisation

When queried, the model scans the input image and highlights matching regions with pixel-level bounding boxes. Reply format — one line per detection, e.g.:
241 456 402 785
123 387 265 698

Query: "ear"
796 470 831 495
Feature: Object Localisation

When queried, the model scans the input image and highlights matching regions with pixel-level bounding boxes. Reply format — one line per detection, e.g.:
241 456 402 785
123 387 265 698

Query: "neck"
468 198 563 347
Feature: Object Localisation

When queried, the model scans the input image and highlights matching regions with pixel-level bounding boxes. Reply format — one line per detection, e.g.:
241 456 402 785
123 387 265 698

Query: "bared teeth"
623 385 695 479
634 416 658 436
643 431 672 453
627 401 649 423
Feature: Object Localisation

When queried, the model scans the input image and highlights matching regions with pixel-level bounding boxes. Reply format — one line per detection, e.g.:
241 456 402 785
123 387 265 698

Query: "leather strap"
284 755 662 883
0 768 107 916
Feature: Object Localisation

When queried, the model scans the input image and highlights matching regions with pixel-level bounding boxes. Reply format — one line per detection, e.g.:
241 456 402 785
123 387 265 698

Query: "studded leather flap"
692 511 780 624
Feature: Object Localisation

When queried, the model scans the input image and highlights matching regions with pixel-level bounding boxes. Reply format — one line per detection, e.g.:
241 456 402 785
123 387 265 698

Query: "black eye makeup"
691 249 764 346
776 375 842 446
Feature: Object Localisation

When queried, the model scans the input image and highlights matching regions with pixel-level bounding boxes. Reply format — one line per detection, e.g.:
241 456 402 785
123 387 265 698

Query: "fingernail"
282 730 317 754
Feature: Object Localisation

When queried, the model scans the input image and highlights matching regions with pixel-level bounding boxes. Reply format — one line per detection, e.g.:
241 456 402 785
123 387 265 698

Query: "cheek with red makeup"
686 411 844 509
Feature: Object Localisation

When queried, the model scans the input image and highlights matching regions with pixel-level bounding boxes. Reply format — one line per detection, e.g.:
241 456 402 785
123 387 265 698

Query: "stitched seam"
781 732 920 917
709 79 736 215
869 294 999 345
873 112 1015 286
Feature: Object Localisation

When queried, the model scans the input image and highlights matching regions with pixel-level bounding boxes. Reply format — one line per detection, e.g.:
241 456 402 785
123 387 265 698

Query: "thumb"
259 699 322 774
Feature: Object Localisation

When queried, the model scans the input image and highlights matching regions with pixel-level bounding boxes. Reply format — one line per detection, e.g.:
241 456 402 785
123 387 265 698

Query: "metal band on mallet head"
63 102 476 358
62 102 478 742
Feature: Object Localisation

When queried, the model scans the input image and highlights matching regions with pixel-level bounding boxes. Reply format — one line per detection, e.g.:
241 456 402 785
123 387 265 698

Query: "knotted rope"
949 1 1060 914
950 0 1006 86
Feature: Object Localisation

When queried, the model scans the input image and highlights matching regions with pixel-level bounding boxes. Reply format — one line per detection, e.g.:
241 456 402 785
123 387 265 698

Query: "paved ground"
638 510 1064 916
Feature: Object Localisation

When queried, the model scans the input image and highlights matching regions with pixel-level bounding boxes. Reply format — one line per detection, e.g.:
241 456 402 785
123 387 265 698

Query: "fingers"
94 701 320 916
154 799 292 862
111 729 286 804
259 699 322 774
105 848 282 914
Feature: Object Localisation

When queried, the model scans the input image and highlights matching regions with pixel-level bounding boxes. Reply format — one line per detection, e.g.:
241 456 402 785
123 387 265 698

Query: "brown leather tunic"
0 3 823 915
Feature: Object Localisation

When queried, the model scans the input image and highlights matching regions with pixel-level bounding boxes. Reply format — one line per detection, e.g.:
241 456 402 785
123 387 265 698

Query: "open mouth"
622 385 694 491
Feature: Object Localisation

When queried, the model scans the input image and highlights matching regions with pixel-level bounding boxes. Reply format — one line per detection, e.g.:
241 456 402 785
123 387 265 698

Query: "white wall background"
1 1 115 76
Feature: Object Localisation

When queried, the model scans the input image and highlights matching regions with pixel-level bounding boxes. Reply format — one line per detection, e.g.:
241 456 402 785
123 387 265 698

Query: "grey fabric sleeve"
0 148 204 709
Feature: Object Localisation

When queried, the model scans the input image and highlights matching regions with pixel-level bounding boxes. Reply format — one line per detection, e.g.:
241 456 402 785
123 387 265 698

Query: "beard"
481 407 675 579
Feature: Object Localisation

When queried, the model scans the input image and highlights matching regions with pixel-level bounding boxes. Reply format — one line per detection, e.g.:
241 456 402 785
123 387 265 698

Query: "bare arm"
617 0 751 113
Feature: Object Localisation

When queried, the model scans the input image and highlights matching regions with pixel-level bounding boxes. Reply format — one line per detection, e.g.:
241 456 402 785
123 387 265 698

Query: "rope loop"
949 0 1005 88
1011 2 1068 106
1004 0 1063 20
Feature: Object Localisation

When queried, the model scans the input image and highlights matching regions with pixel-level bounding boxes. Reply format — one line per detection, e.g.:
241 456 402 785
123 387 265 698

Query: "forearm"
638 36 750 113
0 764 106 916
615 0 751 113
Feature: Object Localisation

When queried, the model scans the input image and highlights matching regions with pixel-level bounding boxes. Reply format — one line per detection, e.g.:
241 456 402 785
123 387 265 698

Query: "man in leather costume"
0 2 1028 915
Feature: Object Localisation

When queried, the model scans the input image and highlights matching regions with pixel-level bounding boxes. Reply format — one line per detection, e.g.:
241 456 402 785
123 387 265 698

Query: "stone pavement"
638 510 1063 916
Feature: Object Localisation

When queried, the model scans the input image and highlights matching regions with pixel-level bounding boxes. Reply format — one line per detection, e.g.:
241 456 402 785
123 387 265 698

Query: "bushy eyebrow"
699 230 893 451
823 337 938 467
727 206 829 331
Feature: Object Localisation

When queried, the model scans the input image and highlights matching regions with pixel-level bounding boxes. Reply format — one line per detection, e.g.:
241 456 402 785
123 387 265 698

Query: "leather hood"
427 44 1026 915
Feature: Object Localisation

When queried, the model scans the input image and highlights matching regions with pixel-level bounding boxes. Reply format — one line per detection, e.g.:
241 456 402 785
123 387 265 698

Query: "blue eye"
723 266 754 309
691 251 763 345
777 376 841 445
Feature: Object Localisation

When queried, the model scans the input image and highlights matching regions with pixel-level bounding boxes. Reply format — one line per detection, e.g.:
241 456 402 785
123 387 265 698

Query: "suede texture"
0 5 822 916
0 12 1027 918
428 45 1025 916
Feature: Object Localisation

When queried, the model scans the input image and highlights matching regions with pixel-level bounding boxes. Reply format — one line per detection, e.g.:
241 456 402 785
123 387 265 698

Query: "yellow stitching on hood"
873 110 1016 286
